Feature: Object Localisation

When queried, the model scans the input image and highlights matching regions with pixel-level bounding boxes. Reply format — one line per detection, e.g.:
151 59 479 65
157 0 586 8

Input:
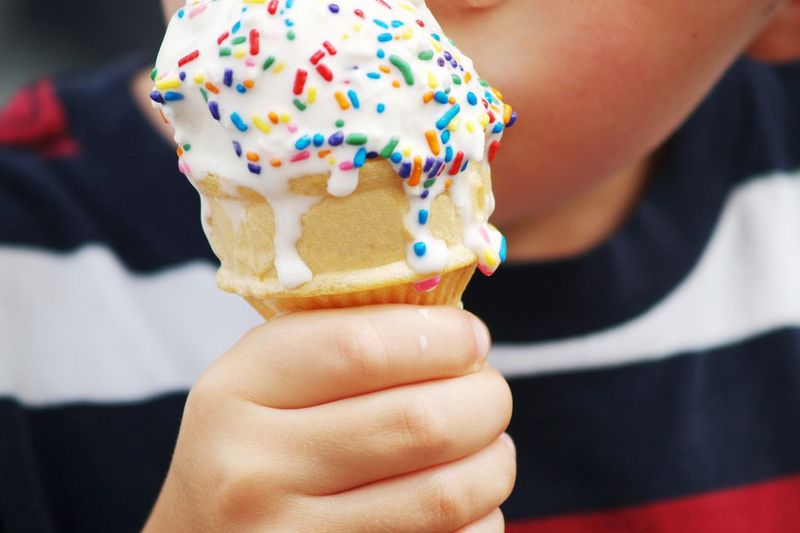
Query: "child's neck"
503 160 650 262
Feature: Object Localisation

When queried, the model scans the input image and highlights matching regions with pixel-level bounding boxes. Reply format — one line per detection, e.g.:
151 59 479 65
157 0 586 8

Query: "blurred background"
0 0 166 103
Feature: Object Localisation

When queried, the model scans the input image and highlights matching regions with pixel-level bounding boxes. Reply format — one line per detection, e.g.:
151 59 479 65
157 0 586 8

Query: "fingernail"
472 317 491 365
500 433 516 455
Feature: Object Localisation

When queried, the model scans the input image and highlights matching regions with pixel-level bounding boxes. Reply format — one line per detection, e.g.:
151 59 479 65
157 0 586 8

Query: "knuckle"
332 321 388 379
185 367 227 422
398 395 454 457
212 450 280 527
424 472 468 530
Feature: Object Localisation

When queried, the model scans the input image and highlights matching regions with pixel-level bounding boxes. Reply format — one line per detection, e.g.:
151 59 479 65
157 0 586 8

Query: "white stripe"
0 246 261 406
489 169 800 378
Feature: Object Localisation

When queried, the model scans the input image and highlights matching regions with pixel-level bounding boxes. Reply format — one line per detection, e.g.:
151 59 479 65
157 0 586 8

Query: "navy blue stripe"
501 327 800 520
0 58 215 272
465 59 800 342
0 393 186 533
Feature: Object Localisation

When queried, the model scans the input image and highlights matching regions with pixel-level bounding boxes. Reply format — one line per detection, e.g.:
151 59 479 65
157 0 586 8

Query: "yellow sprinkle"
432 41 443 53
234 47 247 58
448 118 461 132
155 78 181 90
353 22 362 32
482 249 499 269
466 121 476 133
273 63 285 73
279 113 291 124
402 147 412 157
307 87 317 104
504 104 513 125
478 113 490 128
335 91 351 110
328 156 336 165
252 116 272 133
400 28 413 40
493 87 504 99
342 33 349 40
427 72 438 89
243 0 265 3
464 72 472 83
193 73 205 84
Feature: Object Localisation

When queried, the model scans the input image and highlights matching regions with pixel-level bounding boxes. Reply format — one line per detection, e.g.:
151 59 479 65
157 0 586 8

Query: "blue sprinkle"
248 163 262 175
399 162 412 178
236 83 247 94
432 33 441 41
208 101 221 120
179 72 186 81
295 135 312 150
484 91 494 103
391 20 404 27
467 92 478 106
414 242 427 257
499 235 507 263
149 91 164 104
368 72 381 79
492 122 504 134
444 51 452 61
328 131 345 146
377 33 393 42
347 89 360 109
285 18 294 27
421 190 430 199
436 104 461 130
164 91 184 101
177 9 184 18
391 152 403 163
445 145 454 163
232 21 241 33
230 112 248 132
373 19 389 28
366 151 378 159
313 133 325 147
233 141 242 157
461 160 469 172
376 103 386 113
418 210 429 225
354 147 367 168
423 157 434 172
440 130 451 144
434 91 449 104
223 69 234 87
328 4 340 14
376 49 385 59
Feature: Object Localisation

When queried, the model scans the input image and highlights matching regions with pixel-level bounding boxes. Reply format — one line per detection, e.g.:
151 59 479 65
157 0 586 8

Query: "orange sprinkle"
425 130 441 155
243 80 255 89
318 150 331 158
176 146 184 156
246 152 260 162
270 159 282 167
379 65 391 74
422 92 434 104
449 96 456 105
335 91 350 110
409 156 422 187
392 80 401 88
160 110 170 124
504 103 513 125
268 112 279 124
445 178 453 190
205 82 220 94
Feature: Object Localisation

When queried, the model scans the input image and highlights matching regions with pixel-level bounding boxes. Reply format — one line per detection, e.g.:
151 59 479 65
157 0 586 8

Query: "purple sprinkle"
366 151 378 159
179 71 187 81
437 57 445 67
149 91 164 104
443 51 452 61
209 101 220 120
506 111 518 128
421 190 430 199
328 3 339 13
248 163 262 175
233 141 242 157
328 131 345 146
423 157 434 172
223 69 234 87
399 162 412 178
428 159 443 178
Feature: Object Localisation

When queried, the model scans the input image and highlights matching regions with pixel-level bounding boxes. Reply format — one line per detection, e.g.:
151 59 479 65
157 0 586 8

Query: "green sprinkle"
287 30 296 41
345 133 368 145
182 144 191 151
451 75 462 85
389 55 414 85
423 178 436 189
219 48 232 57
293 99 307 111
418 50 434 61
150 68 158 81
232 36 246 45
335 119 345 128
200 87 209 103
479 79 490 88
262 56 276 70
379 137 400 158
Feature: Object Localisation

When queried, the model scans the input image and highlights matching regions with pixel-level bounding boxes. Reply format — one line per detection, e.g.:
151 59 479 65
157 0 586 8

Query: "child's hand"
144 305 515 532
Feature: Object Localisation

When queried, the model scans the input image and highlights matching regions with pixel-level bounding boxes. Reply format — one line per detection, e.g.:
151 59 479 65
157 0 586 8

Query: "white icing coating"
152 0 515 289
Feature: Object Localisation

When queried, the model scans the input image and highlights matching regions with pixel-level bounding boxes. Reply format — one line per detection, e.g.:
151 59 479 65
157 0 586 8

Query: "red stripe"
507 474 800 533
0 79 79 158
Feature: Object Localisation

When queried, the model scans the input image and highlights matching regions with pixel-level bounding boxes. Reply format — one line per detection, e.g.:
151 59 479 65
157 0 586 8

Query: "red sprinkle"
416 19 425 27
354 8 365 18
374 0 392 9
217 32 230 45
488 111 496 123
293 69 308 95
310 50 325 65
323 41 337 55
290 150 311 163
268 0 279 15
178 50 200 67
250 29 260 55
316 64 333 82
449 151 464 175
488 141 501 163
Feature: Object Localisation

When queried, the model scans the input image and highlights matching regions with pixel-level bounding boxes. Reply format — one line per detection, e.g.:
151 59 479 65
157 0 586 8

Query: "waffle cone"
196 160 489 318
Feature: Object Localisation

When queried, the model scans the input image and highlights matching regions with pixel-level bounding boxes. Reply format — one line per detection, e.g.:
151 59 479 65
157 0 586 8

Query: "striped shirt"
1 57 799 532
